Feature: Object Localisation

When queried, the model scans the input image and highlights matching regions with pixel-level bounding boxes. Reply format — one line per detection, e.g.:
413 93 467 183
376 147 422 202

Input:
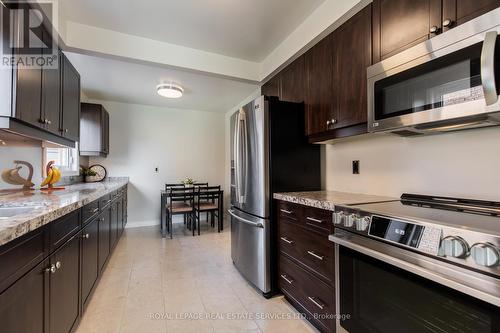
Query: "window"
43 142 80 176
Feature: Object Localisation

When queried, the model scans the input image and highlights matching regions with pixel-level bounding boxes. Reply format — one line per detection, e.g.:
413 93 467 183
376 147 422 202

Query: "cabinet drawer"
279 220 334 284
99 194 112 209
81 200 99 226
302 206 332 234
49 210 80 252
277 201 302 222
279 255 335 332
0 230 47 293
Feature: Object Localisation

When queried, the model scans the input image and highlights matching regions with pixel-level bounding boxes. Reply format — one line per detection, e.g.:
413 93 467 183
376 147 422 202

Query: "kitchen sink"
0 206 46 220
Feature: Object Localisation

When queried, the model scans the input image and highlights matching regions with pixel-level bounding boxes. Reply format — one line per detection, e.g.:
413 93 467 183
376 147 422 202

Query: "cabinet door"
49 235 80 333
117 198 124 235
102 109 110 154
81 217 99 310
61 54 80 141
261 74 280 98
334 4 372 128
280 55 305 103
110 201 118 248
373 0 442 61
443 0 500 31
305 34 335 135
15 65 43 128
41 29 61 135
0 260 49 333
98 209 111 272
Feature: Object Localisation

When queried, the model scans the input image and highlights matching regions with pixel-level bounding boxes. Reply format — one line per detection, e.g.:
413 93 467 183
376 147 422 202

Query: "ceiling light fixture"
156 83 183 98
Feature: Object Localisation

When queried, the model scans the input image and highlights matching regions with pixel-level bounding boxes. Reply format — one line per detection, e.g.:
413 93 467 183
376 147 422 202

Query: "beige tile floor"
76 221 318 333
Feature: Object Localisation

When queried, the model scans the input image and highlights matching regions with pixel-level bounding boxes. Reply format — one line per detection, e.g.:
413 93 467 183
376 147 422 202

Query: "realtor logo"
1 0 58 69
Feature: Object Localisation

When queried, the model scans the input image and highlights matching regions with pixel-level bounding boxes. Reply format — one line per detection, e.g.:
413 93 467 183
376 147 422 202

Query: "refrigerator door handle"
228 210 264 228
233 112 241 203
240 109 248 204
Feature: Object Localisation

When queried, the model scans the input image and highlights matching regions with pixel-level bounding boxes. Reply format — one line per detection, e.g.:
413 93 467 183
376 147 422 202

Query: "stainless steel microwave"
367 8 500 135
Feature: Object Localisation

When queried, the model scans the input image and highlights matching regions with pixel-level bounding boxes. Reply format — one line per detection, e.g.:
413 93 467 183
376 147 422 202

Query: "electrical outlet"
352 160 360 174
155 167 159 173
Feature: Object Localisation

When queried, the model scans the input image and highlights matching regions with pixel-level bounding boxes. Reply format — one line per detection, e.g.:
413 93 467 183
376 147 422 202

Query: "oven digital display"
369 216 424 248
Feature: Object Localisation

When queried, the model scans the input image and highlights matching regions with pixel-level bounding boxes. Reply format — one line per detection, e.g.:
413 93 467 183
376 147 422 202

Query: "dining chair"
194 185 222 235
165 183 189 227
193 182 209 221
166 187 195 238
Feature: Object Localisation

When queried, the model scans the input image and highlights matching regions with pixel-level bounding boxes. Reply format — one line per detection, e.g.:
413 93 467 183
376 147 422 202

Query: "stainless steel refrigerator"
229 95 320 297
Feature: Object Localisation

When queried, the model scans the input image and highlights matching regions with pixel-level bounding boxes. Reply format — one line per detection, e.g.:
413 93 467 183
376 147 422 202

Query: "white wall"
324 127 500 201
89 100 226 228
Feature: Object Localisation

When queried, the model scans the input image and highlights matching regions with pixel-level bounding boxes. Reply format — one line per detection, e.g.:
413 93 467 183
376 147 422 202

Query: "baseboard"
125 220 159 229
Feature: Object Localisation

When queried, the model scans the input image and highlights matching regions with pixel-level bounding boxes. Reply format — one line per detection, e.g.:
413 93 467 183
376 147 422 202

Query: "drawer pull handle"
306 217 323 224
308 296 325 310
280 237 294 244
307 251 324 261
45 264 56 274
82 233 90 239
55 261 62 270
90 208 99 213
280 274 293 284
280 209 293 214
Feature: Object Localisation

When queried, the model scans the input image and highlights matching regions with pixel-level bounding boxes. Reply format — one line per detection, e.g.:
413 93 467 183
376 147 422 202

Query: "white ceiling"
59 0 325 62
65 52 259 113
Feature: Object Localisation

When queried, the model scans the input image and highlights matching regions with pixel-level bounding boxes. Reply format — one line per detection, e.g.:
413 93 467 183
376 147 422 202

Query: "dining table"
160 187 224 238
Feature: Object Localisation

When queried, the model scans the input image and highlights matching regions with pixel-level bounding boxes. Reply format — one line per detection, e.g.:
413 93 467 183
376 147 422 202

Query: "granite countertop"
273 191 397 211
0 177 129 247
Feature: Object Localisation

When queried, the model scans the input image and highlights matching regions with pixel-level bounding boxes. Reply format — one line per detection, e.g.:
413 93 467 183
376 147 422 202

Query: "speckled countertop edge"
273 191 397 211
0 177 129 247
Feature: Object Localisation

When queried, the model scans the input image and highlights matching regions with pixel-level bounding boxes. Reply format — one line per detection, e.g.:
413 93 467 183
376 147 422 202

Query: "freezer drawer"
229 208 270 293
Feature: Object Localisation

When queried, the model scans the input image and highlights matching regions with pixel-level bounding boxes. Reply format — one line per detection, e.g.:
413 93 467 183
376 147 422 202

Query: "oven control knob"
344 214 356 228
440 236 469 258
471 243 500 267
355 216 370 231
333 211 345 225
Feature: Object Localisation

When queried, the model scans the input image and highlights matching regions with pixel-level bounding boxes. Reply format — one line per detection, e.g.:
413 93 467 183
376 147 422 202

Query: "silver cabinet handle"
307 251 324 260
45 264 56 274
82 233 90 239
306 217 323 224
442 19 453 27
55 261 62 269
64 129 69 133
228 210 264 228
430 26 438 34
308 296 324 310
331 118 337 124
280 237 293 244
280 209 292 214
481 31 498 105
91 208 99 213
280 274 293 284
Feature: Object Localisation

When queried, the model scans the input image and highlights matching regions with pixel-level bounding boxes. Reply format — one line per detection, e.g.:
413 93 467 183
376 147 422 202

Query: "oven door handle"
330 230 500 307
481 31 498 105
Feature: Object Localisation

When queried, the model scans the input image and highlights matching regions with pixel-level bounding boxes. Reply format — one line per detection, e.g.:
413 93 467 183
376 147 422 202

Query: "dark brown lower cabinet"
81 217 99 310
110 201 119 248
98 209 111 273
0 260 49 333
0 186 128 333
277 200 335 333
49 234 80 333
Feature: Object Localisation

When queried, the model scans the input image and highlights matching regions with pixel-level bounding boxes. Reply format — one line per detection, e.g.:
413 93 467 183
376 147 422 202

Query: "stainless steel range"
330 194 500 333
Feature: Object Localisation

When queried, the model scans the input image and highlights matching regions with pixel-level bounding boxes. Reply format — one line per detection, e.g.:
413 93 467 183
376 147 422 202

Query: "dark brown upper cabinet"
60 54 81 142
80 103 110 157
373 0 500 61
41 29 61 136
372 0 442 62
15 60 43 130
442 0 500 31
333 4 372 129
261 74 281 98
304 34 335 136
280 55 306 103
